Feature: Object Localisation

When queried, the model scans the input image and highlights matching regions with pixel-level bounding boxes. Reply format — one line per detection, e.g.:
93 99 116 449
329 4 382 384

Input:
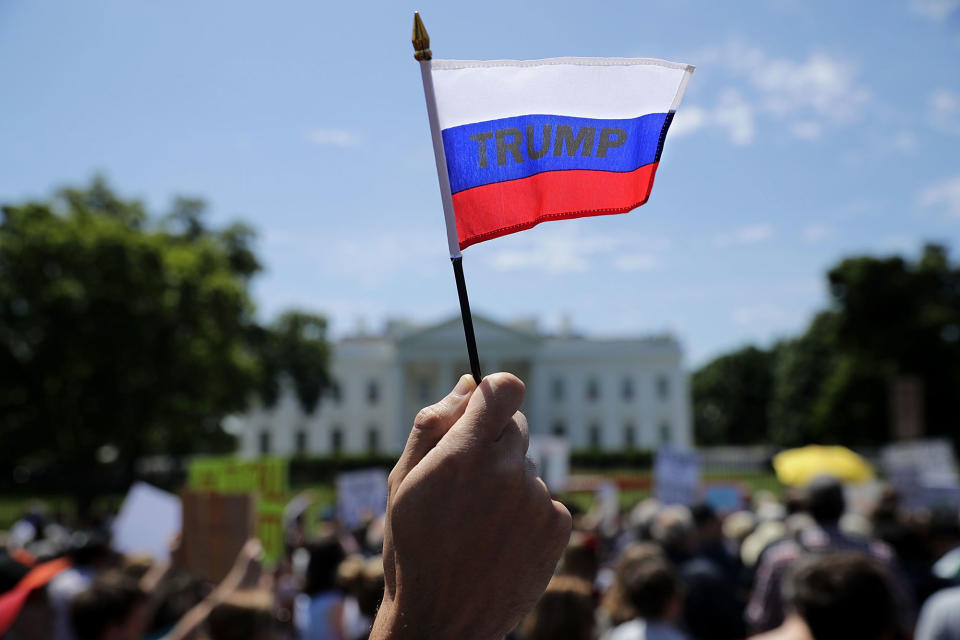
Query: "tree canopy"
693 244 960 447
0 178 332 500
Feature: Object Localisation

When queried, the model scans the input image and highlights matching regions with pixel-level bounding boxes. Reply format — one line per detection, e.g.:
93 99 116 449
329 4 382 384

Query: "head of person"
601 543 670 626
783 552 897 640
207 588 275 640
806 475 846 526
621 554 683 624
519 575 594 640
690 502 721 545
303 536 346 596
357 556 385 620
650 505 695 559
556 531 599 585
70 572 148 640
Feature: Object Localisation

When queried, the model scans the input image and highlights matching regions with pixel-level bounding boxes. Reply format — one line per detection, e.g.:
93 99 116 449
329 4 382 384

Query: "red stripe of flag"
451 163 660 250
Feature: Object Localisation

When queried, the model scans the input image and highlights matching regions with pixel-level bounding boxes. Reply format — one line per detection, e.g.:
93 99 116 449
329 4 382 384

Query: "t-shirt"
606 619 690 640
916 587 960 640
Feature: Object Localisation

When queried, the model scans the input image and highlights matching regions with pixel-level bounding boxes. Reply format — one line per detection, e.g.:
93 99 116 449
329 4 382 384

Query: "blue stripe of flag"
441 112 670 194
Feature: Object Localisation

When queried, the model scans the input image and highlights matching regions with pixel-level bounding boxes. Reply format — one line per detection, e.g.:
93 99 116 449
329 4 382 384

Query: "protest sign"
187 457 288 563
179 491 256 583
882 440 960 512
336 469 388 530
655 446 701 506
702 483 747 514
111 482 181 561
528 435 570 493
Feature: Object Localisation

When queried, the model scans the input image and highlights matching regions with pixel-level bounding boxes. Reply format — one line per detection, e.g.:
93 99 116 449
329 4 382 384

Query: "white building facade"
235 315 692 456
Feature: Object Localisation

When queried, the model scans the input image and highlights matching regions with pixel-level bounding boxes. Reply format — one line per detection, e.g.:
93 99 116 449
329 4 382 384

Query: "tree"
825 244 960 440
254 311 334 414
0 178 331 508
692 346 777 445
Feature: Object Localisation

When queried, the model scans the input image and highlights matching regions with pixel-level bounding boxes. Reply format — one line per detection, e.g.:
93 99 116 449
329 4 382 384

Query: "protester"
604 552 688 640
746 475 910 633
518 575 595 640
751 552 899 640
5 372 960 640
916 586 960 640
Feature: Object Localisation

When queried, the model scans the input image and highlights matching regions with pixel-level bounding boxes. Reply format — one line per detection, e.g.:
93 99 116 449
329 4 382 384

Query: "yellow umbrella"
773 445 875 486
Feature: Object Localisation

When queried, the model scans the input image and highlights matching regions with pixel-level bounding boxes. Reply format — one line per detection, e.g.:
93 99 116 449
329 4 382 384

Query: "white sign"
337 469 388 529
528 436 570 493
655 447 701 506
111 482 181 561
882 439 960 512
882 439 959 487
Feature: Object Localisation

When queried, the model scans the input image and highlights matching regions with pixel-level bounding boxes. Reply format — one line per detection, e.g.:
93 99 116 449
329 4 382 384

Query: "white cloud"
714 223 774 248
892 130 919 152
909 0 960 20
614 253 658 272
691 41 871 140
919 175 960 217
790 121 822 140
803 224 834 242
489 228 619 273
670 90 756 146
929 89 960 134
305 128 362 147
487 226 670 274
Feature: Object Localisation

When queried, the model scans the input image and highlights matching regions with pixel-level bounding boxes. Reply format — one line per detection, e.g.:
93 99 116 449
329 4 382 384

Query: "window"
551 377 565 401
657 375 670 400
295 429 308 455
622 377 634 401
331 383 343 404
367 380 379 405
331 427 344 455
417 377 431 403
367 427 380 453
586 378 600 402
659 421 672 444
624 423 636 449
552 420 566 437
258 430 271 455
588 423 602 449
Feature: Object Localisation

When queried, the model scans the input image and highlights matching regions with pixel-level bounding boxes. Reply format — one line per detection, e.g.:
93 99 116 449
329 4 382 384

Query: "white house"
234 315 692 456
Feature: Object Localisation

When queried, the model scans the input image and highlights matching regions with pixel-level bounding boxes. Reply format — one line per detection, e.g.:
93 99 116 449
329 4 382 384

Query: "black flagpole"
414 12 483 385
451 257 482 384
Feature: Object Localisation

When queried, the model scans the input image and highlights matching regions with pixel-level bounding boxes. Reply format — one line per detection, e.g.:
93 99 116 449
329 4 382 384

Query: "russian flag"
426 58 694 252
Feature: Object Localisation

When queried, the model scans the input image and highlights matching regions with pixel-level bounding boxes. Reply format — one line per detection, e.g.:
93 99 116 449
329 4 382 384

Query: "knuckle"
413 404 442 431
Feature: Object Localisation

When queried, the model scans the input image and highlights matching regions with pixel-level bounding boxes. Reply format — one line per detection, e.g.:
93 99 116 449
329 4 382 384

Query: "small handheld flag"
412 13 693 382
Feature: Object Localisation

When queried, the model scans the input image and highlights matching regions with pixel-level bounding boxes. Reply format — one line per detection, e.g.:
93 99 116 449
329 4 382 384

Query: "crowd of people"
1 373 959 640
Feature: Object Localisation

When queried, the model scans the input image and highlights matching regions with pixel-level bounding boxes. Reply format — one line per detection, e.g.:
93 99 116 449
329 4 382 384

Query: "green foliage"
0 178 332 505
692 346 777 445
697 243 960 447
255 311 333 414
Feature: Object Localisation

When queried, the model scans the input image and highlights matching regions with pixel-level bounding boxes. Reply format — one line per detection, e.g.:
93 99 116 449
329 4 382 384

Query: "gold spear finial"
412 11 432 61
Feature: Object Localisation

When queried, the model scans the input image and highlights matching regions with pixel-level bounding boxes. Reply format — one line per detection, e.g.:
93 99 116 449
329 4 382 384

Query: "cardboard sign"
528 436 571 493
112 482 181 561
187 457 289 563
655 447 701 506
337 469 388 530
179 491 256 583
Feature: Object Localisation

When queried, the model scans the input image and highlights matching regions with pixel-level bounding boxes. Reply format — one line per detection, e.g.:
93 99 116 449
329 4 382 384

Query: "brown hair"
520 575 594 640
70 571 145 640
207 589 275 640
601 543 666 625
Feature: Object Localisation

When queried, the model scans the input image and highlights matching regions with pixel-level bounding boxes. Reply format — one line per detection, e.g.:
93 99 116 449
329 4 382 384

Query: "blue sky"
1 0 958 367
